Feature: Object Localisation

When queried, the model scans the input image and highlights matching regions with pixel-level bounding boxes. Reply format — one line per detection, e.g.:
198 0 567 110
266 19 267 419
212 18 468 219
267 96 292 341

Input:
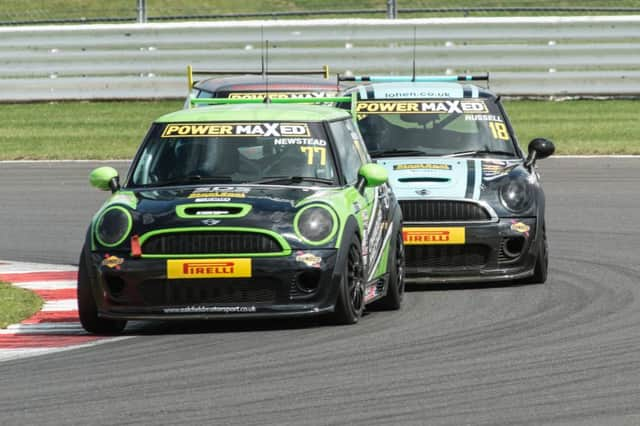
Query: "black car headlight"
294 204 338 245
95 206 132 247
499 179 533 213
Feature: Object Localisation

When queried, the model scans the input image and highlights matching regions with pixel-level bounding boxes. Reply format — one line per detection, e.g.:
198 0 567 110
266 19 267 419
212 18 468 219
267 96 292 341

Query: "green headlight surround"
294 204 339 246
95 205 133 248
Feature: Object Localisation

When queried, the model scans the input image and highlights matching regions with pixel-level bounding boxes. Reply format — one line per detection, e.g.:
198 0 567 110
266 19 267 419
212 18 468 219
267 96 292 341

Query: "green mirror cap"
89 166 119 191
359 163 388 187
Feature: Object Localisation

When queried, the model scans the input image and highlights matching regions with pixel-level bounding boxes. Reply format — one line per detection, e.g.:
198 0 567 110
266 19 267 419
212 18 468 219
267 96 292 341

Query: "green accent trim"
156 103 351 123
293 204 339 246
95 206 132 248
359 163 388 187
89 166 118 191
350 92 357 126
373 235 391 279
175 203 252 219
106 192 138 210
138 227 291 258
191 96 351 106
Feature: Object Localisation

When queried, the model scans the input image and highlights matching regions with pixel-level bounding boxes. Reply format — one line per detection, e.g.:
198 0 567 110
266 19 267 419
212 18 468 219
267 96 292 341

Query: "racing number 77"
300 146 326 165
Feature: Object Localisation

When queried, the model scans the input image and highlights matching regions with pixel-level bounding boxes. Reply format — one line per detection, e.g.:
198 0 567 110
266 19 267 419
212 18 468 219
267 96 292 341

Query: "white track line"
42 299 77 312
12 280 76 290
0 337 134 362
0 261 77 274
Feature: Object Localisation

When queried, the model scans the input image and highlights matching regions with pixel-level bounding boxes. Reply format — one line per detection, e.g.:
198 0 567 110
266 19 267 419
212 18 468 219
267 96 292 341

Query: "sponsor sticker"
482 160 517 181
295 251 322 268
167 259 252 279
189 192 246 199
101 255 124 269
227 92 337 99
356 100 488 115
188 186 250 200
510 221 531 235
365 285 377 302
162 123 310 138
163 305 257 313
402 227 466 245
393 163 452 171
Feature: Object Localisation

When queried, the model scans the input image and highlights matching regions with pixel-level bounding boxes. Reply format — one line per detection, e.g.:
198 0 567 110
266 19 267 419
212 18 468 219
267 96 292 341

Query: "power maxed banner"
356 100 488 114
161 122 311 138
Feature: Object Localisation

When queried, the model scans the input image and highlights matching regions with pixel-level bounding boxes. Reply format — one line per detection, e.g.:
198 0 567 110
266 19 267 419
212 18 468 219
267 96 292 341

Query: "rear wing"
338 74 489 83
188 64 330 90
188 93 358 123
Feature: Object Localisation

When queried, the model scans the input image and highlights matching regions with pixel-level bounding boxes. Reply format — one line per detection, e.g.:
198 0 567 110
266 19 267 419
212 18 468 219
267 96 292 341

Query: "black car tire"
522 223 548 284
332 235 365 325
77 248 127 335
370 231 405 310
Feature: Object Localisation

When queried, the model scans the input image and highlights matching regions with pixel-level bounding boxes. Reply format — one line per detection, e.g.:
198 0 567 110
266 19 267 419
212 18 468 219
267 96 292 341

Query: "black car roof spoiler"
188 64 330 90
188 92 358 121
337 73 489 83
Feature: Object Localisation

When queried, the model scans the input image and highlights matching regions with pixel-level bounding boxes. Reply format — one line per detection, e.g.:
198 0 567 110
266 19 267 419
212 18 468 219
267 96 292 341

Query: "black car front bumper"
403 218 540 284
87 249 342 320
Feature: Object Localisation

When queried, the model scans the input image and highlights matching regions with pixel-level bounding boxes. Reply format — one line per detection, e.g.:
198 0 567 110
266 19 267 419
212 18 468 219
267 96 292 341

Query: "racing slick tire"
332 234 365 325
522 223 548 284
370 231 405 311
77 247 127 335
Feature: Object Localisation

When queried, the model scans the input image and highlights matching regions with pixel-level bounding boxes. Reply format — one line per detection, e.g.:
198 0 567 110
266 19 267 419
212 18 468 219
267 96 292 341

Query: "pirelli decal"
167 259 252 279
402 227 466 245
161 123 311 138
356 100 488 114
393 163 452 171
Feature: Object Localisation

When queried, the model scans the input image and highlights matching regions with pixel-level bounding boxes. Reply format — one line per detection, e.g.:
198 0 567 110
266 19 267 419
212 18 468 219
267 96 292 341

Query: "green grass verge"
0 100 181 160
2 0 638 22
0 99 638 159
504 99 640 155
0 282 43 329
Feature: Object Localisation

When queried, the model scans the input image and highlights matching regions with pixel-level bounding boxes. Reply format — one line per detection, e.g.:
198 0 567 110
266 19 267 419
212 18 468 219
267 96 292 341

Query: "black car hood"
123 185 323 235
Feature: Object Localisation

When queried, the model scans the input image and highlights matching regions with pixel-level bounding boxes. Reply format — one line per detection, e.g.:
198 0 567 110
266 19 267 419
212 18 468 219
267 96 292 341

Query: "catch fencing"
1 16 639 101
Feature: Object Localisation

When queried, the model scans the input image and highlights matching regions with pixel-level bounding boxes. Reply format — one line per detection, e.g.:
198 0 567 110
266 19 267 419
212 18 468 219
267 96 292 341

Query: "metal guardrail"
1 16 639 101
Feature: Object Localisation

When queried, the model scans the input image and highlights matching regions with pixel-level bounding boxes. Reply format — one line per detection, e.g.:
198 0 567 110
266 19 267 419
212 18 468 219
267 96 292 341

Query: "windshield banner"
161 122 311 138
356 100 488 114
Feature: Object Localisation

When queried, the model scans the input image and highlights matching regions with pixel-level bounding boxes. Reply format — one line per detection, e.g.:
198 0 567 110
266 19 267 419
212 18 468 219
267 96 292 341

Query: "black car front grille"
405 244 489 269
399 200 491 222
138 279 277 306
142 231 281 255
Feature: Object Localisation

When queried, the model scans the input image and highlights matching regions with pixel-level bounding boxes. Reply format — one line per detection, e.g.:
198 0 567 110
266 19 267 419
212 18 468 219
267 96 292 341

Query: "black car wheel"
77 247 127 335
370 231 405 310
332 235 365 325
522 223 548 284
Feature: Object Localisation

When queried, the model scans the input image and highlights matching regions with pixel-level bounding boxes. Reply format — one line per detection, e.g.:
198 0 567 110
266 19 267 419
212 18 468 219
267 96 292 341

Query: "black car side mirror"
525 138 555 168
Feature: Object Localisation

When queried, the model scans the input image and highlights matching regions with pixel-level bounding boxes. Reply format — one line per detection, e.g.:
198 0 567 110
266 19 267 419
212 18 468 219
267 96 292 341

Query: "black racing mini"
339 75 555 285
185 64 342 108
78 98 404 334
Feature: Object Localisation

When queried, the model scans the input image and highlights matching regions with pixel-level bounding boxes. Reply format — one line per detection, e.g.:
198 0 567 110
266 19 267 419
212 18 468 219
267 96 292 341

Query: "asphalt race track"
1 158 639 425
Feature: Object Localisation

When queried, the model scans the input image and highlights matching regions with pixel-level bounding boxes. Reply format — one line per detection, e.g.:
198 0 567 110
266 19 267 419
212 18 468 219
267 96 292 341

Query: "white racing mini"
339 74 554 284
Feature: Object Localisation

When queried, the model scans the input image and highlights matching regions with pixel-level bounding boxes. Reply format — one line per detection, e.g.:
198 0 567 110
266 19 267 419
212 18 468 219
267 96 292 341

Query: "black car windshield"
129 121 338 187
355 98 518 158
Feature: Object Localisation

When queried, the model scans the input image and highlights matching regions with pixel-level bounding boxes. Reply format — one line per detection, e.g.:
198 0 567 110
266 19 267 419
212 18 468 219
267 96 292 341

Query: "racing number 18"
489 122 509 140
300 147 326 166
